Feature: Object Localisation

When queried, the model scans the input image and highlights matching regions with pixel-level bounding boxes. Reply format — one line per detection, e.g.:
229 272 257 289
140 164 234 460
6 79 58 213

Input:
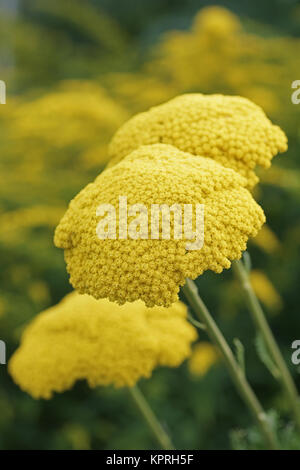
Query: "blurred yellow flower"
27 281 51 305
7 80 128 168
64 424 91 450
109 94 287 187
55 143 265 307
192 6 241 36
188 342 219 377
0 206 66 243
105 72 177 112
9 291 196 399
260 166 300 192
251 225 281 254
250 270 283 312
149 5 300 122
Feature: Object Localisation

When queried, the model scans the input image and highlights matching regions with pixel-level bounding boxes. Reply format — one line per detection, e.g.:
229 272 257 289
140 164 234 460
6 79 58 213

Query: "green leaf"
255 333 281 379
233 338 245 374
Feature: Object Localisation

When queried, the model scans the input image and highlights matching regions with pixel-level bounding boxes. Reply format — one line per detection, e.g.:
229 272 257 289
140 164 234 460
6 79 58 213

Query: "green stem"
128 385 175 450
232 258 300 432
182 278 279 450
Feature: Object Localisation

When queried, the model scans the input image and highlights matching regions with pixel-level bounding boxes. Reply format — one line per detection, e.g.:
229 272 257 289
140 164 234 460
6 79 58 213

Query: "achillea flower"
13 82 127 148
108 94 287 187
149 6 300 118
9 291 196 399
9 80 128 168
251 225 281 254
192 6 241 36
188 342 219 377
55 143 265 307
104 72 177 113
250 270 282 312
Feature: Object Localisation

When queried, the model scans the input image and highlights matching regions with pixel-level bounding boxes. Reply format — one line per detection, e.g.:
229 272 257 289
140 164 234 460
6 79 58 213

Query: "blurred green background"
0 0 300 450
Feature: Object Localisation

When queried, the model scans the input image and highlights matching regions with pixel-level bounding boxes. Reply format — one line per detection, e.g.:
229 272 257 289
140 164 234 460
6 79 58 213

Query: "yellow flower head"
9 291 196 399
108 94 287 187
10 80 128 167
250 270 283 312
188 342 219 377
55 144 265 307
192 6 241 36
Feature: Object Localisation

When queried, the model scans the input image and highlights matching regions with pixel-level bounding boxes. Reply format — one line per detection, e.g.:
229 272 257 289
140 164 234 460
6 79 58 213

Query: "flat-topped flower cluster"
54 93 286 307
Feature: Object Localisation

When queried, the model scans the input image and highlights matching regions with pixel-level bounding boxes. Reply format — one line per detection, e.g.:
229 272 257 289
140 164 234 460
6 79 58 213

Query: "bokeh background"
0 0 300 450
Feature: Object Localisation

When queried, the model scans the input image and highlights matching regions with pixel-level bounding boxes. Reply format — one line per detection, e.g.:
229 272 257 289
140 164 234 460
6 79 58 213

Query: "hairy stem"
232 258 300 432
182 278 279 450
128 385 175 450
